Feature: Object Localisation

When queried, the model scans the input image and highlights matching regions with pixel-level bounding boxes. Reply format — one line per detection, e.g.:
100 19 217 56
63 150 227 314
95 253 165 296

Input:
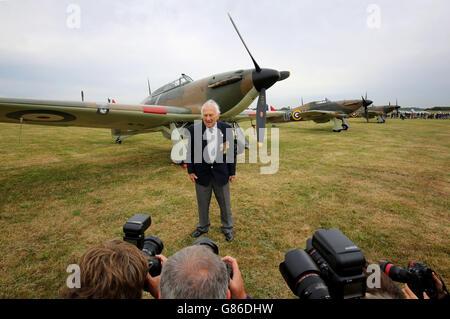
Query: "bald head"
159 245 229 299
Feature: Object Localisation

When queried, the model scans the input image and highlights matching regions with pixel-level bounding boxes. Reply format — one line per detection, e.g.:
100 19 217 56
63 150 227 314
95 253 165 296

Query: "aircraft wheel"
115 138 122 144
333 129 342 133
342 124 349 131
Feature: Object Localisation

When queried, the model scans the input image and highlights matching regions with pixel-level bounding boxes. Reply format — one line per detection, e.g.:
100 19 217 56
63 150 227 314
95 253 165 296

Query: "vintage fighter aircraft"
0 14 289 161
352 100 401 123
235 97 373 132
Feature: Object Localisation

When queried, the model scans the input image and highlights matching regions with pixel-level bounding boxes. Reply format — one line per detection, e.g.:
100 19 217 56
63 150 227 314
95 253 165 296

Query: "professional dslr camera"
193 237 233 279
123 214 164 277
279 228 367 299
380 260 448 299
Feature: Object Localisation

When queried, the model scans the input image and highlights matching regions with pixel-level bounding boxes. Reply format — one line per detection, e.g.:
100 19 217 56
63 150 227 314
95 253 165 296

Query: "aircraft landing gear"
377 115 386 123
342 118 350 131
115 137 122 144
332 118 344 132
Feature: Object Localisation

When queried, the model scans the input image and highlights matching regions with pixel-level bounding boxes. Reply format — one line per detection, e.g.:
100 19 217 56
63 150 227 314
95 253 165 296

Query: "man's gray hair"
159 245 229 299
201 99 221 116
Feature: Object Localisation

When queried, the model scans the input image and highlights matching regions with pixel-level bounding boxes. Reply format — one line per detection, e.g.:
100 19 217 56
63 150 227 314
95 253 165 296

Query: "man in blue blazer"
186 100 236 242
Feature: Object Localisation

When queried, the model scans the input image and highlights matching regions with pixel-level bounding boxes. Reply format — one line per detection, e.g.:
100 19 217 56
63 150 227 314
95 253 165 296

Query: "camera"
123 214 164 277
193 237 233 279
280 228 367 299
380 260 447 299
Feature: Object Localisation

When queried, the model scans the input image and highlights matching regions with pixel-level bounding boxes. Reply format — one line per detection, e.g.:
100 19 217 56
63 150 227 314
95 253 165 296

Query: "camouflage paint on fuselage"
266 99 366 123
355 104 401 118
142 69 256 118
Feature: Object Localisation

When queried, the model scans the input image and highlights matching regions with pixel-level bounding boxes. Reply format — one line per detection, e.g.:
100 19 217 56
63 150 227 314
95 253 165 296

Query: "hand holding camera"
222 256 247 299
380 260 449 300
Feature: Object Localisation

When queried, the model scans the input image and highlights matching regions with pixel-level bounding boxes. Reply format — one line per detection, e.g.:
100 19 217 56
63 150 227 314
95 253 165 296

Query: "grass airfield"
0 118 449 298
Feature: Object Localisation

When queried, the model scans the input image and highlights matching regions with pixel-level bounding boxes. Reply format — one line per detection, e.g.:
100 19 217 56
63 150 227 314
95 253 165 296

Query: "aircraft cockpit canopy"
152 74 194 96
315 98 330 104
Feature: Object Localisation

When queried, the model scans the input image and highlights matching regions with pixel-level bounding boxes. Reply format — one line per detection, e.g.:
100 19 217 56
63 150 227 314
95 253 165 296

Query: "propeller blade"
362 95 369 122
256 88 267 146
228 13 261 72
81 90 84 102
147 78 152 96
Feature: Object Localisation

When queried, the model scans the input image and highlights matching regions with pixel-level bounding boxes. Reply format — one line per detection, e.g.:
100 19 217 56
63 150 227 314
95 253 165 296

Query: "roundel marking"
292 110 302 121
351 112 359 118
6 110 76 123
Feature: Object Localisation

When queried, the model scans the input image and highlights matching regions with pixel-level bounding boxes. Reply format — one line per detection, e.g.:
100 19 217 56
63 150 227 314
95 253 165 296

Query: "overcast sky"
1 0 449 108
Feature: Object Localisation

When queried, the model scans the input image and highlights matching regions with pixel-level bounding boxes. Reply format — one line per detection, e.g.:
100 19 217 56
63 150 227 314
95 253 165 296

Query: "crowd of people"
60 238 448 300
389 112 450 119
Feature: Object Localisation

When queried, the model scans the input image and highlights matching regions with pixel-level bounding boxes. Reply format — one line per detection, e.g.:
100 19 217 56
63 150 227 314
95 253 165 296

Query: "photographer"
61 239 153 299
402 272 448 300
380 260 449 300
156 245 248 299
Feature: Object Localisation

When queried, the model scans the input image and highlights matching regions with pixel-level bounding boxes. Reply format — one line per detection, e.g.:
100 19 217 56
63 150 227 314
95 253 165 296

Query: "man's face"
202 104 219 128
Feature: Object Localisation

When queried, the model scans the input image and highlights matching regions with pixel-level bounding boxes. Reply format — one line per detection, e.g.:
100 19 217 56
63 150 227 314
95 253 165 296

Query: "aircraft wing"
231 110 285 123
298 110 347 120
0 97 202 134
281 110 348 123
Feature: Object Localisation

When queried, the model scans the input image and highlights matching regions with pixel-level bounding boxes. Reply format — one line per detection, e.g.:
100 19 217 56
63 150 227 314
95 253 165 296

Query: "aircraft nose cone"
252 68 281 92
364 99 373 107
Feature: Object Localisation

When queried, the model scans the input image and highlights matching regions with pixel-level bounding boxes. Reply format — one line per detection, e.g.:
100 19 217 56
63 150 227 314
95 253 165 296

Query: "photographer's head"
159 245 230 299
62 239 148 299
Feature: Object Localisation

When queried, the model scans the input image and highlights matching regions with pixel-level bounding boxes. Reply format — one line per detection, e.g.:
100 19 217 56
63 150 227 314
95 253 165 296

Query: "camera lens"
193 237 219 255
380 260 413 283
148 256 162 277
279 249 331 299
296 273 331 299
142 235 164 257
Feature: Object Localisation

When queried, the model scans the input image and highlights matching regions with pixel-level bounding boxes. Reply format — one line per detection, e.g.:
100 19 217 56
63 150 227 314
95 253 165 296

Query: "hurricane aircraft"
235 97 373 132
352 100 401 123
0 14 289 162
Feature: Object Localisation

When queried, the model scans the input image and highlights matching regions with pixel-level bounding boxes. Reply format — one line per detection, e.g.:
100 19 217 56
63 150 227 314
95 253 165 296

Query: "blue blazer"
186 121 236 186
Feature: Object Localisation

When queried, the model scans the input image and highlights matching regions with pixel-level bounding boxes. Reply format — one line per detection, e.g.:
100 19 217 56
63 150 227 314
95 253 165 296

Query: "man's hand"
402 283 430 299
222 256 247 299
189 173 198 183
229 175 235 182
432 272 448 299
145 255 168 299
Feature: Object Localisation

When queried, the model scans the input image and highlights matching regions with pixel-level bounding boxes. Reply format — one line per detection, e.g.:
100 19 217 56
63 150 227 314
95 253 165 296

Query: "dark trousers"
195 177 233 234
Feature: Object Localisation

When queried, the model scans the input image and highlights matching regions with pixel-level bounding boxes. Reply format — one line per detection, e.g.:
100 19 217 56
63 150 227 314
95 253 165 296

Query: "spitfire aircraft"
235 97 373 132
0 14 289 162
352 100 401 123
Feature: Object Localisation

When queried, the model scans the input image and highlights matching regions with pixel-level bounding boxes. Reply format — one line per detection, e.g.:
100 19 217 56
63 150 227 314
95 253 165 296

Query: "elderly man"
186 100 236 242
157 245 248 299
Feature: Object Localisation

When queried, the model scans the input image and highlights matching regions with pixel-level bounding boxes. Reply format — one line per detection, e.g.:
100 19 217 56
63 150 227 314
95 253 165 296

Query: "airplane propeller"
361 93 373 122
228 13 290 146
395 99 401 115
